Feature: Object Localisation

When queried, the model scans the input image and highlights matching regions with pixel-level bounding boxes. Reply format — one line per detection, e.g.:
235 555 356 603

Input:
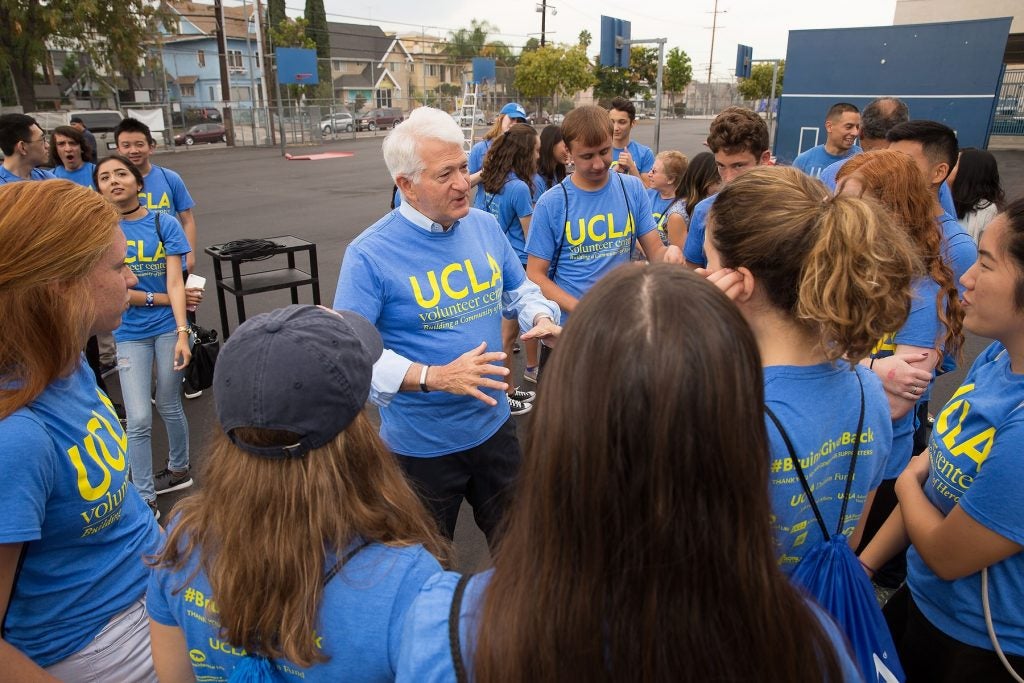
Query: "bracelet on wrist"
176 325 190 334
419 364 430 393
145 291 155 307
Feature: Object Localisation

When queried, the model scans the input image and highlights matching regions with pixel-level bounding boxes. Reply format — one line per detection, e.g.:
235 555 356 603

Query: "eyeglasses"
25 135 47 145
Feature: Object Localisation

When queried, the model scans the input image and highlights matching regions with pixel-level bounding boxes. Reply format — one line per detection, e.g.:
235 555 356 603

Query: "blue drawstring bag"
767 375 905 683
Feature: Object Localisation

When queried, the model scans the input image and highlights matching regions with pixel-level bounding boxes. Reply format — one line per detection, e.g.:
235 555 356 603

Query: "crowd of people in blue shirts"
0 91 1020 683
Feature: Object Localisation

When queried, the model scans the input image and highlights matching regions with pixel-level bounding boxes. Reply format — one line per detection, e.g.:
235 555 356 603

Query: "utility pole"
540 0 547 47
214 0 236 145
705 0 725 116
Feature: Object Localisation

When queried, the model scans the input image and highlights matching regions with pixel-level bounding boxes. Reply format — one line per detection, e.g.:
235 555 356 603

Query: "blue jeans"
117 331 189 502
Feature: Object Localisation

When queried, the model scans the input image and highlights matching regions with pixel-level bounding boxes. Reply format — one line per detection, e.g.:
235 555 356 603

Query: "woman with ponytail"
704 165 916 569
397 265 861 682
147 305 448 682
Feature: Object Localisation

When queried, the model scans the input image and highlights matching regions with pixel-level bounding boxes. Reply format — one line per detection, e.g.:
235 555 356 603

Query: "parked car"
357 108 404 131
550 113 565 124
174 123 227 146
452 111 486 127
320 112 354 134
527 112 550 125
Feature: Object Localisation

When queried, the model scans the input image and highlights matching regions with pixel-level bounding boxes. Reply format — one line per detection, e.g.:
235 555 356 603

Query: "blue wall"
776 18 1012 164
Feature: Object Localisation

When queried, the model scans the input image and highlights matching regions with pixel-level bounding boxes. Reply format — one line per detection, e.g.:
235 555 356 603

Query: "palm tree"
443 19 499 60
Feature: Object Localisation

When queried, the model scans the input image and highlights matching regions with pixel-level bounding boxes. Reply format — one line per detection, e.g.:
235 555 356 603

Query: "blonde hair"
153 414 449 666
709 166 918 361
837 150 965 359
655 150 688 198
0 180 119 418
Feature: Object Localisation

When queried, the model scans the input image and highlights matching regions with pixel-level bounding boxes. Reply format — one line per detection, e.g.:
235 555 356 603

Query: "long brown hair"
474 265 844 682
837 150 965 359
0 180 118 418
681 151 719 215
710 165 917 361
481 123 538 196
153 414 449 666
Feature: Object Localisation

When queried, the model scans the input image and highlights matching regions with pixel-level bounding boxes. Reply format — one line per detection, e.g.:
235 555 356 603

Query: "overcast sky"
298 0 898 79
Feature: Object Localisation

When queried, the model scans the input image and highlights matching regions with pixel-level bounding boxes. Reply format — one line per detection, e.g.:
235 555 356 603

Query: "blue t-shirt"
938 182 956 217
908 342 1024 656
395 570 863 682
0 360 161 666
820 156 958 220
148 531 443 682
468 139 493 175
871 278 945 477
114 211 192 342
764 362 891 571
611 140 655 174
526 173 655 324
140 164 195 215
334 209 525 456
682 193 716 267
792 144 861 179
475 173 534 265
53 162 96 189
0 166 55 184
938 212 977 293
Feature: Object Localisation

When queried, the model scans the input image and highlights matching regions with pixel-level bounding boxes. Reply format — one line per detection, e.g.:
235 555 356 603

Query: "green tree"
578 30 592 49
593 55 637 101
521 37 541 54
270 18 315 101
0 1 170 111
304 0 331 98
514 44 594 116
444 19 499 60
664 47 693 111
629 46 658 91
267 0 286 37
737 61 785 100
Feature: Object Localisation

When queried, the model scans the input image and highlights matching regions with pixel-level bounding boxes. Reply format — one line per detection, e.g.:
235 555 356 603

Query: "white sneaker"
523 366 538 384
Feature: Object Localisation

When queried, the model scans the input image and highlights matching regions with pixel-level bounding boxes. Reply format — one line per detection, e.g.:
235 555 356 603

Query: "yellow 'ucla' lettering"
934 383 996 469
410 254 503 309
67 395 129 502
124 240 166 263
565 213 635 246
139 191 171 210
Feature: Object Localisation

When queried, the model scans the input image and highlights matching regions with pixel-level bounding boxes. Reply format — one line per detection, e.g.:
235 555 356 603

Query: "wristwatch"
145 291 155 307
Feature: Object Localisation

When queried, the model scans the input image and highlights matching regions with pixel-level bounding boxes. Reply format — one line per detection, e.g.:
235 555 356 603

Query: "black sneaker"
155 467 193 495
148 499 161 521
509 386 536 403
508 395 533 416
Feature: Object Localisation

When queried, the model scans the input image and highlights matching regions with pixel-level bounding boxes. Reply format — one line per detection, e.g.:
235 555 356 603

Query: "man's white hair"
382 107 465 184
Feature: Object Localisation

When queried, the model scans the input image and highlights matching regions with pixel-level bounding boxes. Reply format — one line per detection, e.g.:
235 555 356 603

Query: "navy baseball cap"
500 102 527 121
213 305 383 459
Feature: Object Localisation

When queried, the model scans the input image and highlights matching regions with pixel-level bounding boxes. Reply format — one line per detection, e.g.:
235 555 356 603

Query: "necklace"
120 203 142 217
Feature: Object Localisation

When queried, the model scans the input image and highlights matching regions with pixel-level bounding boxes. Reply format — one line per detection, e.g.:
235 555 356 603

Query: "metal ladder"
457 83 479 152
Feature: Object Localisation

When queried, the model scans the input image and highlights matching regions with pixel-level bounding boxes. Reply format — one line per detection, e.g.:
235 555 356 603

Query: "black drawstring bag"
184 325 220 392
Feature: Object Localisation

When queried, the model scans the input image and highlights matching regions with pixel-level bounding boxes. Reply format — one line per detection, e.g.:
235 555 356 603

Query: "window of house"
376 89 392 108
332 59 343 71
181 84 196 97
197 50 206 67
427 64 437 77
228 50 243 70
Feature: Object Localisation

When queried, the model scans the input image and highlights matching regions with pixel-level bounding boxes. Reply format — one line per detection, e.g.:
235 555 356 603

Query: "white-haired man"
334 107 560 545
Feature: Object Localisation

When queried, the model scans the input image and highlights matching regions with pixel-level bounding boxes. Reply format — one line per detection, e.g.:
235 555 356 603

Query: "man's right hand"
429 342 509 406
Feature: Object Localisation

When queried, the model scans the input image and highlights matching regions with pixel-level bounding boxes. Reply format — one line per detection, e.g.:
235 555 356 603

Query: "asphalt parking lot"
115 117 1024 571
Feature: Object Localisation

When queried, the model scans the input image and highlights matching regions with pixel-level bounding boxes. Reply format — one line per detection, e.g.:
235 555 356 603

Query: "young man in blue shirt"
792 102 861 178
608 96 655 179
334 107 561 545
0 114 55 184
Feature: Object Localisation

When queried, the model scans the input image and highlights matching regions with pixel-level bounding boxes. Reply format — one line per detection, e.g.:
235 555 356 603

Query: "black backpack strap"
765 407 829 539
614 173 637 258
765 368 868 540
835 370 866 535
322 539 370 586
449 573 474 683
547 180 570 280
153 211 163 248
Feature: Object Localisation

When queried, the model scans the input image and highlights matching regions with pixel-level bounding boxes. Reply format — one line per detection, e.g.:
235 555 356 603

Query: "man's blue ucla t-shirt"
908 342 1024 656
682 194 717 267
792 144 861 178
53 162 96 189
526 173 655 323
611 140 655 174
0 360 160 666
764 362 891 571
140 164 195 215
334 209 524 456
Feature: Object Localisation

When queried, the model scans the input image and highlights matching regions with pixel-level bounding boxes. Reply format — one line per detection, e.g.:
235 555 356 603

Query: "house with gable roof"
327 22 414 112
156 0 265 112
